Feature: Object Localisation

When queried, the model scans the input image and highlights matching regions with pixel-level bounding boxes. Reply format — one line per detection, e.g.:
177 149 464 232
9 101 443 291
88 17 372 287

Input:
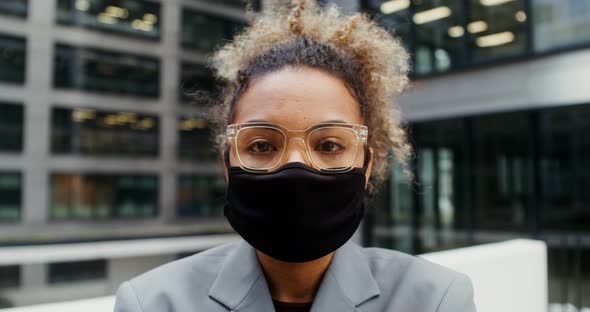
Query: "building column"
22 0 56 224
158 0 182 222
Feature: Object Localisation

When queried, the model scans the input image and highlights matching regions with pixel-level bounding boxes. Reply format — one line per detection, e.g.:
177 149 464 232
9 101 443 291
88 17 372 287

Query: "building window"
539 104 590 231
56 0 161 40
179 61 215 102
468 0 527 63
51 107 159 157
0 34 26 84
413 0 465 74
0 172 21 222
177 175 225 217
471 112 533 231
198 0 261 10
0 102 23 152
0 0 28 17
48 259 106 284
51 173 158 220
181 8 246 52
53 43 160 97
365 0 412 49
532 0 590 52
0 265 20 289
178 117 217 161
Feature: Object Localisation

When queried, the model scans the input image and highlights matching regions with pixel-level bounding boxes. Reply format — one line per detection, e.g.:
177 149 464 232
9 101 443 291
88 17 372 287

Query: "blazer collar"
208 239 381 312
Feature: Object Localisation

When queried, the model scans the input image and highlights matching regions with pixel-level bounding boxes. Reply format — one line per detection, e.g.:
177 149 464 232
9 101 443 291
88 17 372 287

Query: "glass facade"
53 43 160 97
365 0 590 75
533 0 590 52
178 116 217 161
181 8 246 52
0 172 21 222
177 175 225 217
50 173 158 220
56 0 161 40
0 0 28 17
48 259 106 284
0 34 26 84
375 103 590 306
0 102 23 152
51 107 159 157
199 0 261 10
179 61 215 102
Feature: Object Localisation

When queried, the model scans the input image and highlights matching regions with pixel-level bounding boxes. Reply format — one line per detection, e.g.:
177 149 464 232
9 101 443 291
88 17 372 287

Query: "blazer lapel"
310 240 381 312
208 240 275 312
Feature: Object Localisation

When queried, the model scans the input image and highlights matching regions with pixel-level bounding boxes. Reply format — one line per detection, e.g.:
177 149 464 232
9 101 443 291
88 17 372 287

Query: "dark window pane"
468 0 527 62
0 172 21 222
539 105 590 232
179 61 215 102
177 175 225 217
56 0 161 40
178 117 217 161
365 0 412 49
50 173 158 220
53 43 160 97
0 265 20 288
0 34 26 84
181 8 246 52
413 119 469 232
472 112 533 231
413 0 465 74
51 107 159 157
48 259 106 284
198 0 261 10
0 0 27 17
533 0 590 52
0 102 23 152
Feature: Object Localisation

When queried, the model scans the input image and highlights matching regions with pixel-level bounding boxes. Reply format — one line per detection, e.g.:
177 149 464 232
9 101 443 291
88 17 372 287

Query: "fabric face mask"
224 162 367 263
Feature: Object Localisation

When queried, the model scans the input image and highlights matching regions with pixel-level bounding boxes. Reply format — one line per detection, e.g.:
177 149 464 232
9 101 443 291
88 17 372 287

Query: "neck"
255 250 334 303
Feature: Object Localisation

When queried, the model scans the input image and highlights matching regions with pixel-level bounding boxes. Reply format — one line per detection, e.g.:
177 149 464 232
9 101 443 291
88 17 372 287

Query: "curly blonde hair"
206 0 413 192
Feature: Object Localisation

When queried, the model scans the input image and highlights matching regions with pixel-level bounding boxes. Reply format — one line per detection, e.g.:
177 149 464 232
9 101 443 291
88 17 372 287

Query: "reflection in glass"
179 61 215 102
0 34 26 84
56 0 161 39
413 0 465 74
469 0 527 62
51 107 159 157
0 0 28 17
50 173 158 220
472 112 532 231
53 43 160 97
0 102 23 152
48 259 106 284
539 105 590 231
0 172 21 222
178 117 217 161
533 0 590 52
177 175 225 217
181 8 246 52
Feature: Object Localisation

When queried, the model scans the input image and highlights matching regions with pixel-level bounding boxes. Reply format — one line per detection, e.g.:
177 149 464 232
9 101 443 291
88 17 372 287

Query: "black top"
272 299 313 312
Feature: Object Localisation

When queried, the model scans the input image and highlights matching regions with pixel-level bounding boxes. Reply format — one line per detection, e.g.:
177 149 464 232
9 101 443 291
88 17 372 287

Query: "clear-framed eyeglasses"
226 122 369 173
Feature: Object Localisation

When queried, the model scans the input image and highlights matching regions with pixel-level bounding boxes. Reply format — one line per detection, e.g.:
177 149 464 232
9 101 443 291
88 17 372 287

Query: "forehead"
231 66 363 128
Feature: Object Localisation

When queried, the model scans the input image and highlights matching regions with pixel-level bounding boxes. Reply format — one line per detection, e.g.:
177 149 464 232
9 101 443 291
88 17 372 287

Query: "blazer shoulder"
114 241 241 312
359 246 476 311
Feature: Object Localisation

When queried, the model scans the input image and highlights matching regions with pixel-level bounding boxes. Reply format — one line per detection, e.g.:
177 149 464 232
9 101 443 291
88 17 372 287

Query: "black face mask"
224 161 367 263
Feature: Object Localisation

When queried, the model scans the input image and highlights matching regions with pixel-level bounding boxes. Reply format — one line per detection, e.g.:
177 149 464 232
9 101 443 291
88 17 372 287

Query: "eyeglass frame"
225 122 369 173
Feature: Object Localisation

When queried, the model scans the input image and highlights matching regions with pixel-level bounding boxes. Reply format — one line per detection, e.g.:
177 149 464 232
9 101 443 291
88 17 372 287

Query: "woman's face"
227 66 372 183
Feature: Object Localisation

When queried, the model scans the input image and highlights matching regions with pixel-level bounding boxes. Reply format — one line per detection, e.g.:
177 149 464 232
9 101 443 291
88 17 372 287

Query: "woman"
114 1 476 311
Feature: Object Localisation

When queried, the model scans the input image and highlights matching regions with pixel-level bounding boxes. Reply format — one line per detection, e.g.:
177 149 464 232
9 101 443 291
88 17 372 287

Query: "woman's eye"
247 141 276 153
315 141 344 153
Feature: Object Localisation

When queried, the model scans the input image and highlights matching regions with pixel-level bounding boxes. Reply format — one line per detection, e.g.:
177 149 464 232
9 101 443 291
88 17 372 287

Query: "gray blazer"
114 239 476 312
